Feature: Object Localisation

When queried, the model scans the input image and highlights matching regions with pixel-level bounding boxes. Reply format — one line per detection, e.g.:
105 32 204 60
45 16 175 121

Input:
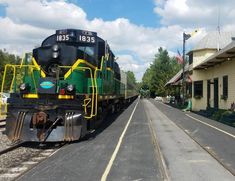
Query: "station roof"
165 69 183 86
165 64 190 86
187 31 235 54
194 40 235 70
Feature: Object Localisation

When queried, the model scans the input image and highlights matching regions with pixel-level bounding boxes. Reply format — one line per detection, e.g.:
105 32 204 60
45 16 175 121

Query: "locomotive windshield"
78 46 95 57
33 29 98 76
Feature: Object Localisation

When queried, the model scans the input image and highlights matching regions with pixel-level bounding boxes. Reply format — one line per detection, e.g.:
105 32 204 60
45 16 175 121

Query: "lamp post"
182 32 191 105
182 30 198 105
182 32 186 105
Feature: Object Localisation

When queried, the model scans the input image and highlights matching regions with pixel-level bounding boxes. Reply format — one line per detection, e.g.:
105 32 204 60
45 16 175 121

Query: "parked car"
155 96 163 102
0 93 10 104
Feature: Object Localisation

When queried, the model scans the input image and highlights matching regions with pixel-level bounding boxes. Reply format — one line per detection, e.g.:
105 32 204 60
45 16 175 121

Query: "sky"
0 0 235 81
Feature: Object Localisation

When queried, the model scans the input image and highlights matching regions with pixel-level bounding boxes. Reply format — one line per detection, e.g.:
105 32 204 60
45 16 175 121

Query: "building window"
223 75 228 98
189 53 193 65
194 80 203 98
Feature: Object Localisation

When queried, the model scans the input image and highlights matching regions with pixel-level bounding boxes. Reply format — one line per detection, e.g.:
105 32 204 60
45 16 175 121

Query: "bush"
211 109 225 121
220 110 235 126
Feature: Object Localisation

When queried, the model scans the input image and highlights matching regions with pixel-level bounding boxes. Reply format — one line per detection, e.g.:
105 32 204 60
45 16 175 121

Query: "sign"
56 29 97 44
40 81 55 89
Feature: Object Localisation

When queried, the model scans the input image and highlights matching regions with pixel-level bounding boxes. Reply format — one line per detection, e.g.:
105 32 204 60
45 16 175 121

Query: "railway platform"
13 98 235 180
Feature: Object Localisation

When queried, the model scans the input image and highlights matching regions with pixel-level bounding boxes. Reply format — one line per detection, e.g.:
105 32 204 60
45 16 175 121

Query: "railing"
1 64 39 93
59 65 96 119
0 64 39 116
0 54 110 119
0 100 7 116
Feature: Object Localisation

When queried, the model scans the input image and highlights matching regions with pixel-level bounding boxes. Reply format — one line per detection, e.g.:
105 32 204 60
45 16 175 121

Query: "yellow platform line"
186 114 235 139
101 98 139 181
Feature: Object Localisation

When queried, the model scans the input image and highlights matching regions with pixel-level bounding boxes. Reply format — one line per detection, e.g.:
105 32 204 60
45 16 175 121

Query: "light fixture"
19 83 26 91
52 44 59 51
52 52 59 59
66 84 75 92
51 44 60 59
19 83 30 93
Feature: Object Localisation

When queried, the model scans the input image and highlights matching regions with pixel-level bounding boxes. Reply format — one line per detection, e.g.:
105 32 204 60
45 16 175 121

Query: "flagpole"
182 30 198 105
182 32 186 105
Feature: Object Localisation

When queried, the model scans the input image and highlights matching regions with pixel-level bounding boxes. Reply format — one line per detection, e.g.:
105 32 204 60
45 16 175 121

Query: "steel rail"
0 142 25 156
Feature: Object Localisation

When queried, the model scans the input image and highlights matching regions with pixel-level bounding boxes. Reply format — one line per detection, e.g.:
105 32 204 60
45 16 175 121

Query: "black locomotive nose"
46 63 61 77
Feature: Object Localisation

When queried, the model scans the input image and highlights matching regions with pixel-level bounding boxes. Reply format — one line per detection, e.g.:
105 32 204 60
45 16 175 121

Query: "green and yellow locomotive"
1 29 138 142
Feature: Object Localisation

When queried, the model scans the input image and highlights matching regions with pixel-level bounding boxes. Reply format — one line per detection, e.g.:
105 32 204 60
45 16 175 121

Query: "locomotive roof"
38 29 115 58
41 29 105 47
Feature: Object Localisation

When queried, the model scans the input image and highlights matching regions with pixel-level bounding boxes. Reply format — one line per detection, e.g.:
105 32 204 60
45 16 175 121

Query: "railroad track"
0 142 66 181
0 142 25 156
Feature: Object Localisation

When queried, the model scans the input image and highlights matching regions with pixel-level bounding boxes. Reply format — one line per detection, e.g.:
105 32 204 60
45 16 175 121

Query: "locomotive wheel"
111 104 115 114
97 107 104 122
115 103 121 112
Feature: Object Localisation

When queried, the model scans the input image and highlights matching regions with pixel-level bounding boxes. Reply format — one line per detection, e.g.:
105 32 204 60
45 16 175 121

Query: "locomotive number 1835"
79 35 95 43
56 34 95 44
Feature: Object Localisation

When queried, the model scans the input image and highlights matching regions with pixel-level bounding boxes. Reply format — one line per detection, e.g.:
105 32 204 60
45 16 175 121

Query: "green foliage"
125 71 137 85
142 47 181 97
211 109 225 121
0 49 21 91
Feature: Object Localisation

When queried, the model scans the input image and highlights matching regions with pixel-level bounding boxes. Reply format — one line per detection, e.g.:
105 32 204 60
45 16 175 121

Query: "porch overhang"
194 41 235 70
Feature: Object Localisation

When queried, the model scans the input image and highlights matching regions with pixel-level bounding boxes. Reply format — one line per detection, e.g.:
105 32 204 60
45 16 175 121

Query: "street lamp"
182 30 198 105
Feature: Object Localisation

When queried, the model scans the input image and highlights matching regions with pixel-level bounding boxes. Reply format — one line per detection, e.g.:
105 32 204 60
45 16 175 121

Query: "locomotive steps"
0 116 6 132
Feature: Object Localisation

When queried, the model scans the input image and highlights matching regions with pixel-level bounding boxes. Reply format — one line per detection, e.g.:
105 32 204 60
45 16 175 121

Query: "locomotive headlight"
52 44 60 59
19 83 26 91
66 84 75 92
52 44 59 51
52 52 59 59
19 83 30 93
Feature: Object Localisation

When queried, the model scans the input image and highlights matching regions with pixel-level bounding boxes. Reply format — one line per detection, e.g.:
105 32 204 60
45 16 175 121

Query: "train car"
120 71 138 102
1 29 138 142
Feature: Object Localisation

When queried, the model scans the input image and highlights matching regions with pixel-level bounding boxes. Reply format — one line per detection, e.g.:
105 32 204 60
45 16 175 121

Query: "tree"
142 47 181 97
0 50 21 91
125 70 137 85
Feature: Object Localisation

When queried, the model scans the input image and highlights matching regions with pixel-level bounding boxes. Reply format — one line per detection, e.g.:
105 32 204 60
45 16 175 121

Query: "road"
16 98 235 181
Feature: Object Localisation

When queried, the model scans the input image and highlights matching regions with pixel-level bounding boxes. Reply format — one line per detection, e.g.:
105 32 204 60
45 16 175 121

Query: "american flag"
175 50 183 64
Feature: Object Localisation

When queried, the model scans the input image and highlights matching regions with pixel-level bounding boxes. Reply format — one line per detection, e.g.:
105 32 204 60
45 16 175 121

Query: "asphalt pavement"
16 98 235 181
17 98 162 181
150 99 235 175
144 99 234 180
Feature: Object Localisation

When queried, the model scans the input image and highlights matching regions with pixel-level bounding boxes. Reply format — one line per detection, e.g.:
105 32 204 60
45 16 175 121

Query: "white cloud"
154 0 235 31
0 0 188 81
117 54 150 81
1 0 88 29
1 0 235 81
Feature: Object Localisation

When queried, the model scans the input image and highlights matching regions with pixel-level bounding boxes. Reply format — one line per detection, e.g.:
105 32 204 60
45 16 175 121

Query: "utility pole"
182 32 186 105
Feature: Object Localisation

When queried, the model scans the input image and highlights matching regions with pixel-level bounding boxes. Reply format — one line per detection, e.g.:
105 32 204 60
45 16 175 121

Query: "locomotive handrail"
0 99 7 116
0 64 39 115
64 59 96 79
19 53 25 68
32 57 46 78
83 98 91 115
1 64 38 93
94 55 107 116
1 64 10 93
59 64 96 119
1 64 17 93
10 65 16 93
